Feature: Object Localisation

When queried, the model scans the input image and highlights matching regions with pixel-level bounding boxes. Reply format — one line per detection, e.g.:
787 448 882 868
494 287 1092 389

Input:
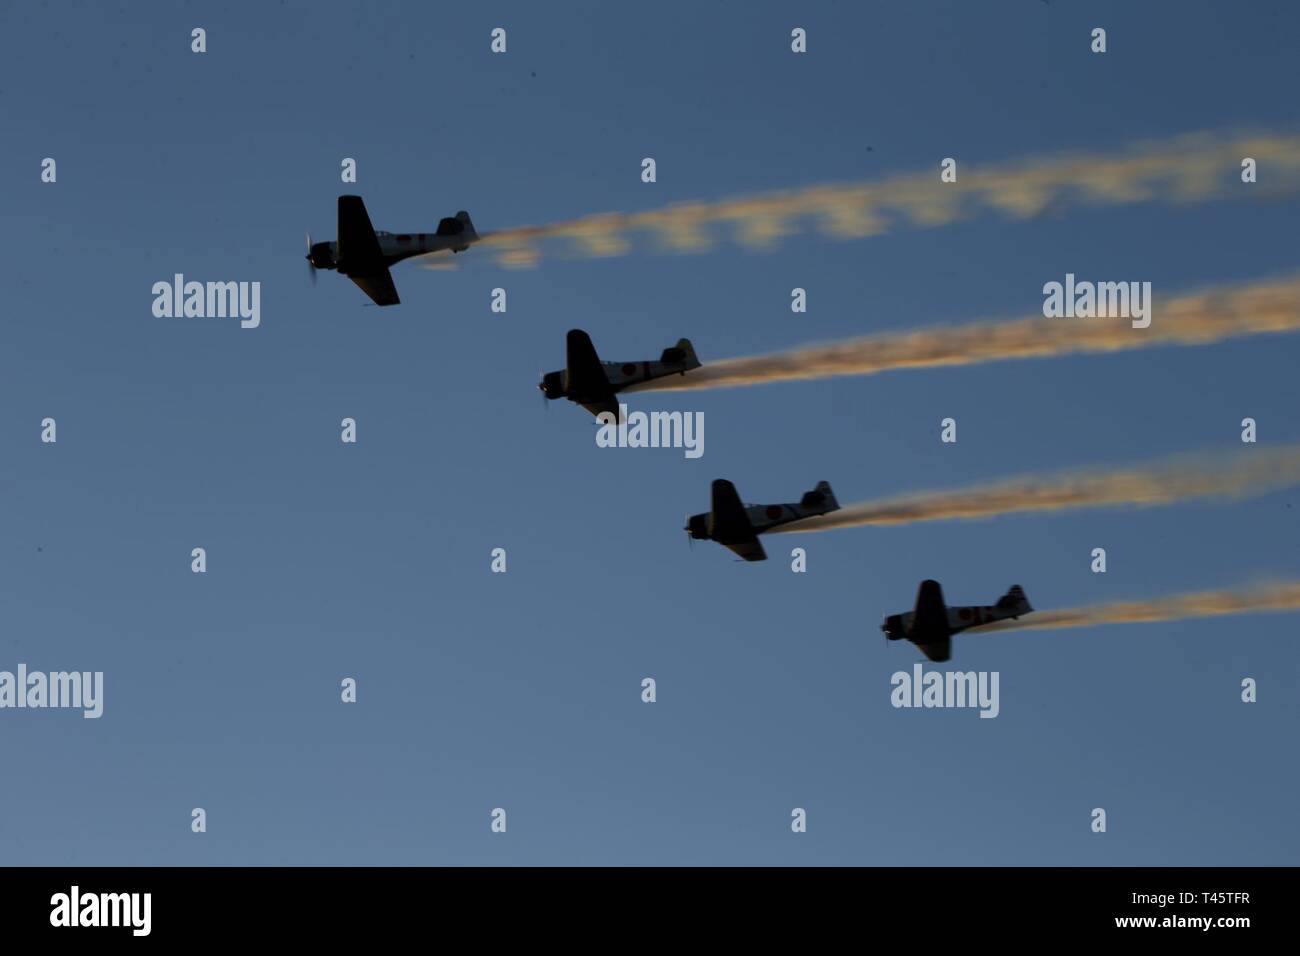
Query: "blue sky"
1 0 1297 865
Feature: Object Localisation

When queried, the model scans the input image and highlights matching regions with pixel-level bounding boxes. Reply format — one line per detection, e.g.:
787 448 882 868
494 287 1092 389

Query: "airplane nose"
307 242 336 270
539 371 565 400
685 514 709 539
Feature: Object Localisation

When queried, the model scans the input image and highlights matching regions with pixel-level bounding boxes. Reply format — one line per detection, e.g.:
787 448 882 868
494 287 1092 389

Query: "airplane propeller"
305 231 317 286
683 515 693 550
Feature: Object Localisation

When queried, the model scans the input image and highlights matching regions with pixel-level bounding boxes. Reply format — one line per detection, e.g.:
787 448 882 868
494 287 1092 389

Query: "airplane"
539 329 701 420
305 195 480 306
881 580 1033 662
685 478 840 562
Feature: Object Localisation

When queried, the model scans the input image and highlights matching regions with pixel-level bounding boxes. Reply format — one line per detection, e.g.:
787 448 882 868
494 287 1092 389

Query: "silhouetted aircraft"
882 580 1033 662
306 195 479 306
686 479 839 562
539 329 700 420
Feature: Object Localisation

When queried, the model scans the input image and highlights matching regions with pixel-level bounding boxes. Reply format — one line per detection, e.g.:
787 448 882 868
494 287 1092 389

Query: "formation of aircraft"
306 195 479 306
686 479 840 562
302 197 1037 659
539 329 701 420
881 580 1033 662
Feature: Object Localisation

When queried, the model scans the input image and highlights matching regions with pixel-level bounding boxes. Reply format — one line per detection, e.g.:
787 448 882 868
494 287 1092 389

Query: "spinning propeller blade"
305 232 317 285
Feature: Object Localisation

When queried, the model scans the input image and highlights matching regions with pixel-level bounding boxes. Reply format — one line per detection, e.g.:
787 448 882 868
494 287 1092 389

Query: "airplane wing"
912 637 952 663
338 196 400 306
335 196 384 267
710 479 767 561
348 270 400 307
337 196 385 269
722 537 768 562
580 398 620 420
566 330 616 418
910 579 952 662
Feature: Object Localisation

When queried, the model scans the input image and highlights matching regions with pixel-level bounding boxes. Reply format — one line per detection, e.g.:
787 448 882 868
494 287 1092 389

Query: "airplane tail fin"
800 480 839 512
660 337 700 369
437 211 478 242
995 585 1033 615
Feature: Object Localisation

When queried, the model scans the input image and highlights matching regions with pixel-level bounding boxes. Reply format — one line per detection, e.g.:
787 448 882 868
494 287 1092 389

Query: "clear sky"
1 0 1297 865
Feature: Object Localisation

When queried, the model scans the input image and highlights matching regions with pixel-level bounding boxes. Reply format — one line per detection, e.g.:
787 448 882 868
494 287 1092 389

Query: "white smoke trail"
630 275 1300 393
974 582 1300 633
773 445 1300 532
435 130 1300 268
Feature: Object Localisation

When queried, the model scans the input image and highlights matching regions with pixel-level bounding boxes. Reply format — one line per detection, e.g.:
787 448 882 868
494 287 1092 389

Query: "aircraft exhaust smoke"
630 275 1300 393
972 581 1300 633
443 130 1300 268
772 445 1300 532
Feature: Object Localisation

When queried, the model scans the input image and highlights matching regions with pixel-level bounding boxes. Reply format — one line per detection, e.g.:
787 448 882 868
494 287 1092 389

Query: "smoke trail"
773 445 1300 533
972 582 1300 633
438 130 1300 269
629 275 1300 393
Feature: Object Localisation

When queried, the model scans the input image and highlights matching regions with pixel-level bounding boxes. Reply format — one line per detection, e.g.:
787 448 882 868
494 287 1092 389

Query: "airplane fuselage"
885 602 1019 641
556 358 695 400
736 500 829 537
308 231 474 274
539 329 701 420
882 581 1033 661
687 483 839 543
